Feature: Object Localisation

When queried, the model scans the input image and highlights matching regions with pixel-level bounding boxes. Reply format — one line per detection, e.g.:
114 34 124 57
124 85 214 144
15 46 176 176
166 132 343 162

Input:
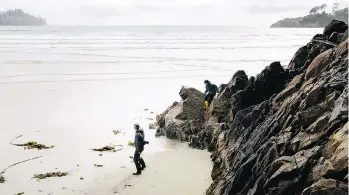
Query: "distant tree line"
309 4 328 14
0 9 46 26
271 4 348 28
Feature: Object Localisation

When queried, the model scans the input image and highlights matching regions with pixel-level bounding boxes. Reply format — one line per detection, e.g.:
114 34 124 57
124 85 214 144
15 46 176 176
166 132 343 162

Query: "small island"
0 9 46 26
271 4 348 28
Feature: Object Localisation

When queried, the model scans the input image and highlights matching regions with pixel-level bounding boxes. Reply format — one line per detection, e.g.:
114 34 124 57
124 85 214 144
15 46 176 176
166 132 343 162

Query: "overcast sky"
1 0 347 25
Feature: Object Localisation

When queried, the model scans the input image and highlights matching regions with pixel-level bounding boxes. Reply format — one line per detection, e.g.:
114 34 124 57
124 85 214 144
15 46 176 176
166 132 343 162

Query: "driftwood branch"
1 156 42 175
10 135 25 146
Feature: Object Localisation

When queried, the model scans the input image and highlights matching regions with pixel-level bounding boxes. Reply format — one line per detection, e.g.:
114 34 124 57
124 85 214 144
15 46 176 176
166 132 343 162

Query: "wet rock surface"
155 87 205 141
155 21 348 195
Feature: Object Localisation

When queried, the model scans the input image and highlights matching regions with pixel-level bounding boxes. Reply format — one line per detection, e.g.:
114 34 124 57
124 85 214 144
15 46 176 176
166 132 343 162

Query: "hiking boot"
140 158 146 170
133 171 141 175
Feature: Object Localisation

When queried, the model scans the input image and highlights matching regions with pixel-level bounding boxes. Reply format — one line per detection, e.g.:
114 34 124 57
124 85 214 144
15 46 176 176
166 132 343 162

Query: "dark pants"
134 150 146 172
205 93 215 107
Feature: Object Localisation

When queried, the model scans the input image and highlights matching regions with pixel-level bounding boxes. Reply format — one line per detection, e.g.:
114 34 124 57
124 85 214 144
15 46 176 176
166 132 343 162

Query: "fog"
0 0 347 25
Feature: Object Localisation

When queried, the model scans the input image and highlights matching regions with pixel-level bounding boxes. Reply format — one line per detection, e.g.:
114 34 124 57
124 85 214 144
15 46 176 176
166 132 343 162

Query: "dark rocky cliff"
155 20 348 195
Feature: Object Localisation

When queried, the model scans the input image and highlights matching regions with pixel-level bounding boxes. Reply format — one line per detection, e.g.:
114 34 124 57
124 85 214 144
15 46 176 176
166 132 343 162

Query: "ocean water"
0 26 322 194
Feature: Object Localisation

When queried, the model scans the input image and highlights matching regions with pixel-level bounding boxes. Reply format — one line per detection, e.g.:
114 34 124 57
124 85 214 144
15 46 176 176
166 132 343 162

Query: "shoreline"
98 141 212 195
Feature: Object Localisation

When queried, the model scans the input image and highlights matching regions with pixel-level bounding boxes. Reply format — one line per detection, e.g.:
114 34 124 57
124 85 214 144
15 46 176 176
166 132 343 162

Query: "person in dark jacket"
204 80 219 108
133 123 148 175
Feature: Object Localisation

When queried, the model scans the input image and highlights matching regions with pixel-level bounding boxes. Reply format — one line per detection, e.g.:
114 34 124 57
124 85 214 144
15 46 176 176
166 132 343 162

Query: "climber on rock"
204 80 219 108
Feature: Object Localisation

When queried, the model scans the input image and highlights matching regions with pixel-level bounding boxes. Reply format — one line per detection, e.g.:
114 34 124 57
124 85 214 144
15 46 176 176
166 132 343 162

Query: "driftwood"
0 156 42 183
10 135 25 146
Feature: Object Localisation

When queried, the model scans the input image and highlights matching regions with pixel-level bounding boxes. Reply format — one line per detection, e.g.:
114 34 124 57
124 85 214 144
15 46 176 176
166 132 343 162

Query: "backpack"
212 84 219 93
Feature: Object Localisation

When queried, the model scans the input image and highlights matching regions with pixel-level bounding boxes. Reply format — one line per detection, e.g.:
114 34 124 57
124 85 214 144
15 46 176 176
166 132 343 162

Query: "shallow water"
0 26 322 194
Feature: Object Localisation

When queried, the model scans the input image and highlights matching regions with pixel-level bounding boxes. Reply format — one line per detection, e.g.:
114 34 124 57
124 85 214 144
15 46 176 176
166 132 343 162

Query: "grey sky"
1 0 347 25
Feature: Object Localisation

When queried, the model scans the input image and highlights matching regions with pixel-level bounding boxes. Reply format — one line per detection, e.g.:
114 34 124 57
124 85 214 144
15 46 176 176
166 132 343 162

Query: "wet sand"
93 141 213 195
1 127 212 195
0 81 212 195
116 147 212 195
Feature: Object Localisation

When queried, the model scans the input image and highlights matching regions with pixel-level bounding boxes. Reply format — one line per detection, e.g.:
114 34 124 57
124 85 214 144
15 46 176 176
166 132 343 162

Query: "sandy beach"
0 77 213 195
0 120 212 195
90 140 212 195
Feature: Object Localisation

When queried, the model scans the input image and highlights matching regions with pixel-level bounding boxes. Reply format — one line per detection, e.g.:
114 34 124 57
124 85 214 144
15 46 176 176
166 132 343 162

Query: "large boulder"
155 87 205 140
175 87 205 120
323 20 348 40
227 70 248 91
156 101 178 128
179 86 203 101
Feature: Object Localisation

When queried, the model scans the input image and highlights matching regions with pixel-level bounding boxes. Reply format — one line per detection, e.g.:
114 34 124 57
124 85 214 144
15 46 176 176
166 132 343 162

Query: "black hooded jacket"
134 130 145 152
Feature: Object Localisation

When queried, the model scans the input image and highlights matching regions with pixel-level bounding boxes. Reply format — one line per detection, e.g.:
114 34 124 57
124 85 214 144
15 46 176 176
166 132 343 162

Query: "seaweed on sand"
92 145 115 151
33 171 68 180
128 141 135 147
23 142 54 150
0 175 5 183
10 135 54 150
112 130 121 135
94 164 103 167
149 122 157 129
92 145 123 152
